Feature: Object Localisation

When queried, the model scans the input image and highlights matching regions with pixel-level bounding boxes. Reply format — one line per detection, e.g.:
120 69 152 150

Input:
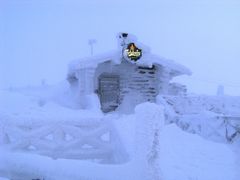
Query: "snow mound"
0 86 103 127
160 124 237 180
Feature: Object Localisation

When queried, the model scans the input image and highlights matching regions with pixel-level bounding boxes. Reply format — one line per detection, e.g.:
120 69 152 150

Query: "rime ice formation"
68 33 191 112
0 33 239 180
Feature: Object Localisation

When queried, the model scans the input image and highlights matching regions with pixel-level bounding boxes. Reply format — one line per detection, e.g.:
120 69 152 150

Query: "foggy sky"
1 0 240 95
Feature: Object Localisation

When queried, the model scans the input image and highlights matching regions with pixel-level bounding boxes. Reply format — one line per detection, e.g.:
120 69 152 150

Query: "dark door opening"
98 74 120 113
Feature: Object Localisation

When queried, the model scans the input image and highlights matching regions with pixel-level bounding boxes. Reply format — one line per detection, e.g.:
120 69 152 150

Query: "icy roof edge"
68 50 192 76
146 54 192 76
68 51 121 71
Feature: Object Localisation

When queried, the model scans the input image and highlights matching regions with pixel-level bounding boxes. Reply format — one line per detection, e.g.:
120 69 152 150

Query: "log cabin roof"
68 50 192 77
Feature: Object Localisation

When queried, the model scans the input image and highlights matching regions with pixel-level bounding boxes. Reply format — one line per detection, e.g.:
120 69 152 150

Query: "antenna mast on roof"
120 33 128 47
88 39 97 56
118 33 128 59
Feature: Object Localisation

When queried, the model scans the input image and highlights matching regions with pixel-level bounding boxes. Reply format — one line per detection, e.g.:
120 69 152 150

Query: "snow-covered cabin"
67 33 191 112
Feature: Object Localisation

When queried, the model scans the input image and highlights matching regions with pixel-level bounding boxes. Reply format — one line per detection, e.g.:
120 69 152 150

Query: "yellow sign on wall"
124 43 142 61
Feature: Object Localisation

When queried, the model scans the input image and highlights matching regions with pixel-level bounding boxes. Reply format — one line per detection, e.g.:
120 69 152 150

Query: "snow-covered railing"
174 112 240 143
220 115 240 142
0 103 165 180
0 118 127 163
163 95 240 115
159 95 240 142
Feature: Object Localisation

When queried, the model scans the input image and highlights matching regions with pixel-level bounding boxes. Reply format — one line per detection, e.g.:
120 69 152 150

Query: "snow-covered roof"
68 33 192 76
69 50 192 76
69 51 122 72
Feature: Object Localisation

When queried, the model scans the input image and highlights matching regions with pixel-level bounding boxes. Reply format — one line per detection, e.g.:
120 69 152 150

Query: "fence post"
134 102 165 180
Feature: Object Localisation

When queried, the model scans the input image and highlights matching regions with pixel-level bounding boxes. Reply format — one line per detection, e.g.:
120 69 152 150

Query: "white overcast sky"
1 0 240 95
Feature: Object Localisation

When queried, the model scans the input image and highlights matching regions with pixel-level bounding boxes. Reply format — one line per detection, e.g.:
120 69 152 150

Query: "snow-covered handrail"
163 95 240 115
160 95 240 142
221 116 240 142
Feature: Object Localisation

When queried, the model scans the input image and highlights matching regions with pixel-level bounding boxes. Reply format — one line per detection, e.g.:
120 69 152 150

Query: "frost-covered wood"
93 60 177 112
134 103 165 180
0 118 127 163
67 34 191 112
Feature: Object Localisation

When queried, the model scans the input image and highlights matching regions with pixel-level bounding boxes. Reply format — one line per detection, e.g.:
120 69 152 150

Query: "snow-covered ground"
0 124 237 180
0 84 239 180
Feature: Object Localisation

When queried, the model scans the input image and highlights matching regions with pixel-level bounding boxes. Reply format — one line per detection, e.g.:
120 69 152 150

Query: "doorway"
98 74 120 113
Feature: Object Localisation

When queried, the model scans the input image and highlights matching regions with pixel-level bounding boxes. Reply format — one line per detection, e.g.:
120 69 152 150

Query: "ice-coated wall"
93 59 175 112
67 58 187 112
